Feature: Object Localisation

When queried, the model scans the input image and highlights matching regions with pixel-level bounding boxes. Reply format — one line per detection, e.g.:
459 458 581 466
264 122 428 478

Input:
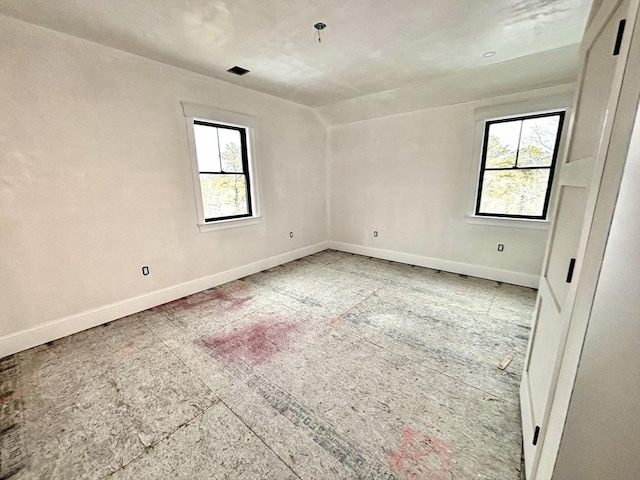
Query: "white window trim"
181 102 262 233
465 94 573 229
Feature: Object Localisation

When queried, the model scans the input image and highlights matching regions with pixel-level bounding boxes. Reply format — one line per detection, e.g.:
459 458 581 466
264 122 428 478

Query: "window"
193 121 252 221
182 102 259 232
475 112 565 219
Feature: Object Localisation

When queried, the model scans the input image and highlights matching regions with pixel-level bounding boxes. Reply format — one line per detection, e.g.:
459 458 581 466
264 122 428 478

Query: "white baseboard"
328 241 540 289
1 240 539 357
0 242 329 358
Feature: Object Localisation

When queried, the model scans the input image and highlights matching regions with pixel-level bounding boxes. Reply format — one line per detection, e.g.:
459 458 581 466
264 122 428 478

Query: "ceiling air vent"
227 66 250 76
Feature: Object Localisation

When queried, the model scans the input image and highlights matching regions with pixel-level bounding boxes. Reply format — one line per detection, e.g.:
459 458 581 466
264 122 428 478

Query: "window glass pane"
518 116 561 167
200 174 248 219
479 169 550 217
485 121 521 168
193 124 221 172
218 128 243 173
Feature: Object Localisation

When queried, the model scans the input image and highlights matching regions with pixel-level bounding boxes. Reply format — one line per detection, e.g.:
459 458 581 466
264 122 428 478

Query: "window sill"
198 216 261 233
464 215 550 230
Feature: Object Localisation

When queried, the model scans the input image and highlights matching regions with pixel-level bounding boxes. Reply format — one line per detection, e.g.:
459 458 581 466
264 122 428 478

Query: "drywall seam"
0 241 329 358
328 241 539 288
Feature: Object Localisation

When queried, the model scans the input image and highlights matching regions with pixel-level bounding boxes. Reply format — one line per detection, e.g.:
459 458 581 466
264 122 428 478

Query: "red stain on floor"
203 319 298 365
0 390 14 403
116 341 138 359
172 286 253 312
388 426 452 480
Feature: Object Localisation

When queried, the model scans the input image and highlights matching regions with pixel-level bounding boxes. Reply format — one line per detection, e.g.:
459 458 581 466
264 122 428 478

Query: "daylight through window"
192 121 252 222
475 112 565 219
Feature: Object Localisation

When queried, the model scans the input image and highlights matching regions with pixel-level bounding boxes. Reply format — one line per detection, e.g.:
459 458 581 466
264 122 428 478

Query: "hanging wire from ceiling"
314 22 326 43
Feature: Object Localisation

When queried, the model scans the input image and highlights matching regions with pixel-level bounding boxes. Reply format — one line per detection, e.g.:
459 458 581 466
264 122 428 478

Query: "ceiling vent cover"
227 66 250 76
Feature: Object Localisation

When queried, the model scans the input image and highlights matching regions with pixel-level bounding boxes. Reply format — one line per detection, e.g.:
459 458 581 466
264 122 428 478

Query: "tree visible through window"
475 112 565 219
192 121 252 221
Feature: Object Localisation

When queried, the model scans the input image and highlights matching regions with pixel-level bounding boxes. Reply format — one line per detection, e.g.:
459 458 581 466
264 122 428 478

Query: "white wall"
0 17 327 354
327 86 573 286
0 15 578 356
552 102 640 480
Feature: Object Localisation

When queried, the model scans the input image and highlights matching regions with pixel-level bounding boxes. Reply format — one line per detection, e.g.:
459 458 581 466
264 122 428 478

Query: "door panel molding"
520 0 639 478
535 11 640 478
559 157 595 186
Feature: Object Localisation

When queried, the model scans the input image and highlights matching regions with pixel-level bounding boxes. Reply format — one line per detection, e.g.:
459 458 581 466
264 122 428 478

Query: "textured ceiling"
0 0 592 107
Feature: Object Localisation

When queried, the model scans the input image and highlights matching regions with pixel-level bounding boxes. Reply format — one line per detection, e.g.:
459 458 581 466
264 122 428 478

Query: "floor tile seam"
323 263 399 289
334 288 520 346
316 284 388 324
362 278 499 312
138 317 223 406
142 297 298 356
279 258 328 275
141 308 344 475
167 292 278 323
357 336 520 407
356 285 387 306
235 287 328 313
174 299 303 350
362 286 529 341
174 298 281 341
348 286 445 322
319 284 411 337
265 286 336 312
324 256 502 293
329 327 434 376
415 358 521 407
254 284 322 308
242 282 289 301
258 283 373 314
319 264 392 290
486 288 499 315
120 320 263 479
213 396 303 480
400 283 499 306
100 402 218 479
313 257 345 267
261 261 384 299
216 366 393 479
296 253 517 298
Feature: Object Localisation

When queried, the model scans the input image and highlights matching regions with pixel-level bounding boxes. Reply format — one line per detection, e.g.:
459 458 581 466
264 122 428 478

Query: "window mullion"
483 165 551 172
216 127 223 173
513 120 524 168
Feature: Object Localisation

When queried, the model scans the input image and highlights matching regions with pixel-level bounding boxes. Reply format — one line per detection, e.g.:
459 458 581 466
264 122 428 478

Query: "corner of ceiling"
315 44 582 126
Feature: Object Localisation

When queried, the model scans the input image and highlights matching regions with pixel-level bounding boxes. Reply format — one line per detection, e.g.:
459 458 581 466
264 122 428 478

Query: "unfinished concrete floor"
1 250 535 479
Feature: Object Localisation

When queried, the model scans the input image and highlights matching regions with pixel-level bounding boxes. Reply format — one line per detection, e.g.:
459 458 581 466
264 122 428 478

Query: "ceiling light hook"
314 22 326 43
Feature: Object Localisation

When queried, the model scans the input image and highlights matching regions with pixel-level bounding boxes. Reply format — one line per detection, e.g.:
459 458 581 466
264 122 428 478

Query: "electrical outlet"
497 244 504 252
373 231 379 238
142 266 150 275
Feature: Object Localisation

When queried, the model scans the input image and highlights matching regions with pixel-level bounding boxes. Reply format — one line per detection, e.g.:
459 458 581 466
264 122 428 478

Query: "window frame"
475 111 566 220
465 93 573 229
182 102 261 232
193 120 253 222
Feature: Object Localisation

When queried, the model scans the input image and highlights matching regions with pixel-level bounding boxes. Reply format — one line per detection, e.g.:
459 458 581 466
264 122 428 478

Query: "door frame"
520 0 640 478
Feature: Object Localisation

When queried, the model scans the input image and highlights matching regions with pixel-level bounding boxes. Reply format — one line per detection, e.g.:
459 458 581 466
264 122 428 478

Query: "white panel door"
519 1 635 478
